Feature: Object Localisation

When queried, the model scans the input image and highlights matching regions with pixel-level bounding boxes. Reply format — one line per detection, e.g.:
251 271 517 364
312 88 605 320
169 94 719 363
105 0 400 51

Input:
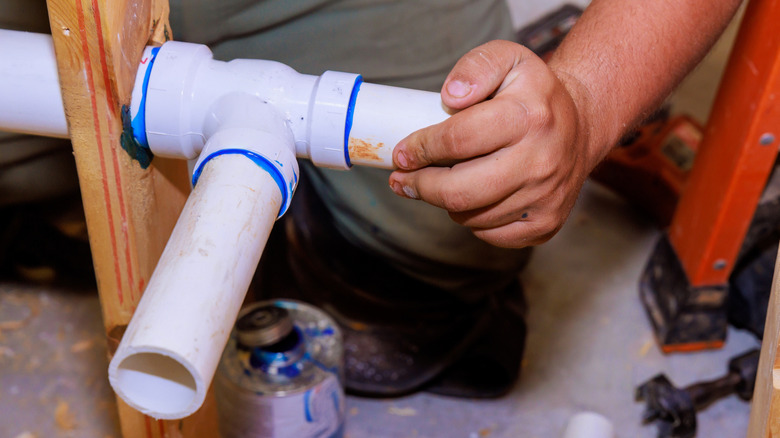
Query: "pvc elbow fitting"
193 101 299 218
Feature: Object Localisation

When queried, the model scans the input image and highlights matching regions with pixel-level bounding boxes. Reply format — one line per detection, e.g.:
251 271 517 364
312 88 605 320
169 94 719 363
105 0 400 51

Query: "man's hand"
388 40 602 248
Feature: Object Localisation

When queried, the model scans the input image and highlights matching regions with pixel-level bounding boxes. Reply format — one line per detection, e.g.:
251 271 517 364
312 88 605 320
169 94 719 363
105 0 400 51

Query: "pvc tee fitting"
129 40 449 175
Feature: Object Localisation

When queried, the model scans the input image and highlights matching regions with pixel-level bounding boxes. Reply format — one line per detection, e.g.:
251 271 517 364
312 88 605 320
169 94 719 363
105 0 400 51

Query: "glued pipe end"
309 71 362 169
109 350 203 419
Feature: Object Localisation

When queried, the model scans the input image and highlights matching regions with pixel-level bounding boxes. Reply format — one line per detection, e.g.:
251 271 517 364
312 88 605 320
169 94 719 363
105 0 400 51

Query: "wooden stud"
45 0 217 435
747 252 780 437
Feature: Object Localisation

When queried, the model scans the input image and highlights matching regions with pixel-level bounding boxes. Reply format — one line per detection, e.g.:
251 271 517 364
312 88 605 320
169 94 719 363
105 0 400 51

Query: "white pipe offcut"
561 412 615 438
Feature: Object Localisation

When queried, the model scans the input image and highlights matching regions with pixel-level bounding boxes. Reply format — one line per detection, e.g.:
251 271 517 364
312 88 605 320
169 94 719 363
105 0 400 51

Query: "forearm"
388 0 744 248
549 0 744 162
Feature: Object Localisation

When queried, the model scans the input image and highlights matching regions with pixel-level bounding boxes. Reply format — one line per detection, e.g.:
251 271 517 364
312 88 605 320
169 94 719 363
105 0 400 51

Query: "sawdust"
0 294 41 336
54 400 77 431
387 406 417 416
0 345 15 358
70 339 95 353
638 338 654 357
13 432 37 438
0 319 29 331
15 265 56 283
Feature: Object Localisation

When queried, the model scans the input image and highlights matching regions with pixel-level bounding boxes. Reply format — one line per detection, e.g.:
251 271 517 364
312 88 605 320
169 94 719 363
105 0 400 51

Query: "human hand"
388 40 605 248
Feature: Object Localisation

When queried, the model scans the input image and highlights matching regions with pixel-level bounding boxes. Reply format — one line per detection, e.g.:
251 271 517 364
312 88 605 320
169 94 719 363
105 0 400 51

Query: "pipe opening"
114 352 198 417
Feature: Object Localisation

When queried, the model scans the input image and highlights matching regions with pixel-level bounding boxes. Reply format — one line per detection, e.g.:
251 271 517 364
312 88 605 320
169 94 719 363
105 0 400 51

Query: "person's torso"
169 0 514 90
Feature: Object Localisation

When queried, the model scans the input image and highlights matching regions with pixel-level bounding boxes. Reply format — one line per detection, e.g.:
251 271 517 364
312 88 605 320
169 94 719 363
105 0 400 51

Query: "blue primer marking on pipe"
131 47 159 150
191 148 289 218
343 75 363 168
304 389 314 422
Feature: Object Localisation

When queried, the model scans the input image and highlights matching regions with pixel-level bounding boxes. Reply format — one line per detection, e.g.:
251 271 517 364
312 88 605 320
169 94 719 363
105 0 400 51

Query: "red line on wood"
75 0 124 306
90 0 138 302
145 416 154 437
158 419 167 438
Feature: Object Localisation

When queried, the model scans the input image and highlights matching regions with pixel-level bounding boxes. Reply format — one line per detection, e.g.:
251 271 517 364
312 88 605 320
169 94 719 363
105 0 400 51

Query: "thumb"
442 40 531 110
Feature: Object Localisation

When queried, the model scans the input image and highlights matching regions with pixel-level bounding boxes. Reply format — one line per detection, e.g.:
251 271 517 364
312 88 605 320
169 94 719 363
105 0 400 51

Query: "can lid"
236 304 294 347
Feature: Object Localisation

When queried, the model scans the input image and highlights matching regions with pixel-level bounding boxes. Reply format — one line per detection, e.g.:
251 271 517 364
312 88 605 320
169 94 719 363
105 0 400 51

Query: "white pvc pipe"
348 82 450 168
561 412 615 438
0 30 451 169
108 125 290 419
0 30 68 138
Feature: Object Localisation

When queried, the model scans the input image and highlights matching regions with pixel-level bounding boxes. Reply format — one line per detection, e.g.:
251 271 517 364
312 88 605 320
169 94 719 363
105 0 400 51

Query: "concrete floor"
345 182 760 438
0 2 761 438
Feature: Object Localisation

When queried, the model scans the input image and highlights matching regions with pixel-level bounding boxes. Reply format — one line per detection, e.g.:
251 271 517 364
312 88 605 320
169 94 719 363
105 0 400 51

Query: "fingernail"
396 151 409 169
390 181 403 195
446 80 472 98
402 185 419 199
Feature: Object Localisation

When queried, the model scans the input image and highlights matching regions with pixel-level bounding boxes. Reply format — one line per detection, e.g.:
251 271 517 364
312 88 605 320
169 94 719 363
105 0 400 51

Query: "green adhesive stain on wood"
120 105 153 169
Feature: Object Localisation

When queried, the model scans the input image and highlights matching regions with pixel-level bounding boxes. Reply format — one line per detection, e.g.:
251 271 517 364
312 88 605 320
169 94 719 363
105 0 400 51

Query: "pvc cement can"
215 299 345 438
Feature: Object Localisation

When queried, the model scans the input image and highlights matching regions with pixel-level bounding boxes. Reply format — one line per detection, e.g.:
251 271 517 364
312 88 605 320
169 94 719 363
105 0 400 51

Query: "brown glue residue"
106 324 128 355
348 138 384 162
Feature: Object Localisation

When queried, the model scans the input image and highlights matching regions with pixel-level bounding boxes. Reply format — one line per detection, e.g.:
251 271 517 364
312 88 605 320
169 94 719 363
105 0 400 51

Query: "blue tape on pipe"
191 148 289 218
343 75 363 168
131 46 160 149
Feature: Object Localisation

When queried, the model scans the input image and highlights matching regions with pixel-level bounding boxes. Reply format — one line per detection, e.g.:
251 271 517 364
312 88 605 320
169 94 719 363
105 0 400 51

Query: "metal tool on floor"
214 300 345 438
635 348 760 438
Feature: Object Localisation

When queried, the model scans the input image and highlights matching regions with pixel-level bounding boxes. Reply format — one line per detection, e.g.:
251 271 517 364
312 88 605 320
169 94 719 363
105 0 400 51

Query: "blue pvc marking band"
304 389 314 422
191 148 289 218
343 75 363 168
131 46 159 150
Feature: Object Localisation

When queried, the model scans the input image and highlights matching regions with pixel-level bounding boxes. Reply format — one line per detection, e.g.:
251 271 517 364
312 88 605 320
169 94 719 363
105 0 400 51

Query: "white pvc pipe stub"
108 150 285 419
110 350 199 417
348 82 449 168
562 412 615 438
